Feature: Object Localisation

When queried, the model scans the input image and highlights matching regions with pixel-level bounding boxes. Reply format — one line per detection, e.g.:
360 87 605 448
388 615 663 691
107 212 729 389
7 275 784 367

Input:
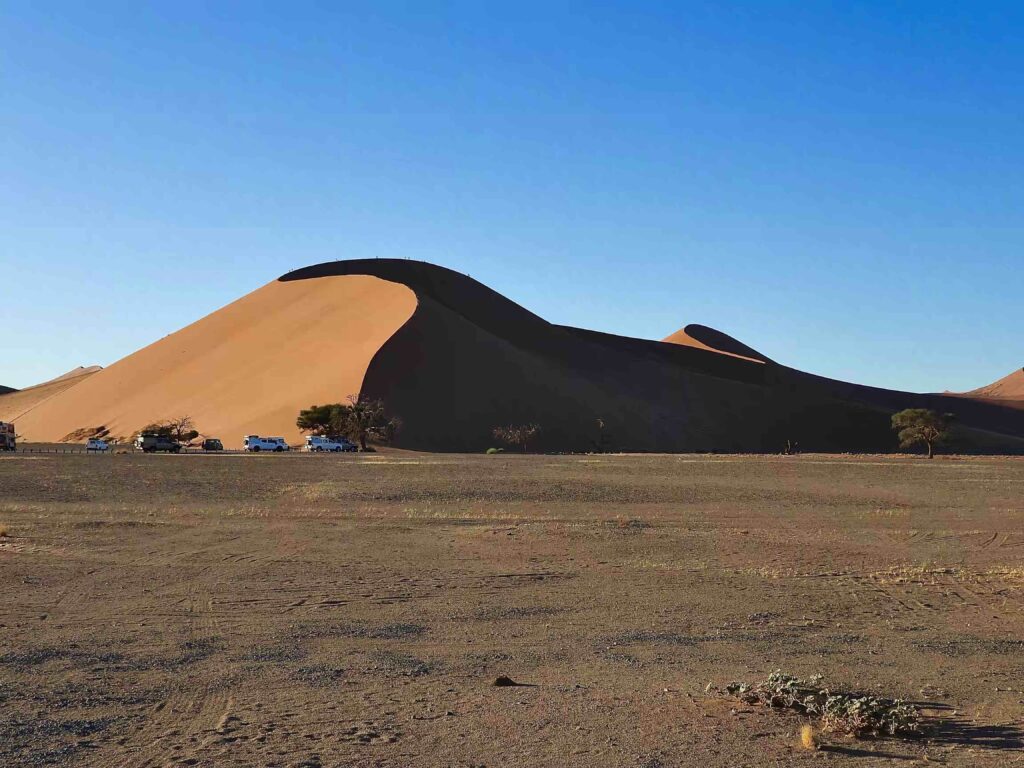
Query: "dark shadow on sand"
925 716 1024 751
820 744 916 760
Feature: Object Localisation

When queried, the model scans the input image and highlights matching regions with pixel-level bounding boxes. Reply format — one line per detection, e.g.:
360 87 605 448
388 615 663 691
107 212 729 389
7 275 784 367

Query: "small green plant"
712 671 921 737
485 447 504 455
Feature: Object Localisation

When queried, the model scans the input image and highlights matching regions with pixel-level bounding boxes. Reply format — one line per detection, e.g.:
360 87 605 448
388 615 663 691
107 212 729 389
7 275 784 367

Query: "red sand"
964 368 1024 400
3 275 415 448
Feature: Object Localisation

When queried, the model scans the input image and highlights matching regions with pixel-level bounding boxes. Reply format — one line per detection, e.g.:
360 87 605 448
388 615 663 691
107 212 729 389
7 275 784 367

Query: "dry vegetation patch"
712 671 922 737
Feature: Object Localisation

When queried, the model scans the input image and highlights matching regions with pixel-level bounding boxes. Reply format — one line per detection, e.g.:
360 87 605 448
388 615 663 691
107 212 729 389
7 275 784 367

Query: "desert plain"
2 450 1023 767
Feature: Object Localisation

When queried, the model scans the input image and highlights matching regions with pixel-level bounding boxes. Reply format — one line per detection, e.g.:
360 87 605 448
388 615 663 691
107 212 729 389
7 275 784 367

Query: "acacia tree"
296 396 401 450
296 404 343 435
492 423 541 453
139 416 199 444
342 395 402 450
891 409 954 459
165 415 199 444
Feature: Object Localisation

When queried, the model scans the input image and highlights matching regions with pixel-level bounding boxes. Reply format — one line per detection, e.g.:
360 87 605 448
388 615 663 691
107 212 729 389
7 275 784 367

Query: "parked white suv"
86 438 109 452
243 436 289 452
305 435 358 453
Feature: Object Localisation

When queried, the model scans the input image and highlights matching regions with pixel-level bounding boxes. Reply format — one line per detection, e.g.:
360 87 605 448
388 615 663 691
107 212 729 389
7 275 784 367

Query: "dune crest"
662 324 771 363
44 365 104 385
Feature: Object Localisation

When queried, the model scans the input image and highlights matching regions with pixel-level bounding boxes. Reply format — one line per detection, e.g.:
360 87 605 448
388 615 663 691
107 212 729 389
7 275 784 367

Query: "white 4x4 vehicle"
86 438 109 452
243 436 289 453
305 435 358 452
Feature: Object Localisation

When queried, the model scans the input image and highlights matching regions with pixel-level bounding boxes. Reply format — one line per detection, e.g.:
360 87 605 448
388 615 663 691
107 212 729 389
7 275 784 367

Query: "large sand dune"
3 259 1023 452
3 275 415 447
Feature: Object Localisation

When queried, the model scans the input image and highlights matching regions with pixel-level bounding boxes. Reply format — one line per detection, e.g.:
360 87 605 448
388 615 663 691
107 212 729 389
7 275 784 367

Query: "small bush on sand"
0 524 7 538
485 447 504 454
711 671 921 737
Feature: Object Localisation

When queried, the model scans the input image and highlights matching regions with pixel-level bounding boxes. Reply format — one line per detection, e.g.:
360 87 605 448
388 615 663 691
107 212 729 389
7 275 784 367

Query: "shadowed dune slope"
0 385 14 395
282 260 1024 453
8 275 416 447
949 368 1024 413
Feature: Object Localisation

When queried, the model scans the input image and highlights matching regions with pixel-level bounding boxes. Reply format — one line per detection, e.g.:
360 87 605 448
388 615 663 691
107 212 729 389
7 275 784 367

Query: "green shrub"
485 447 504 455
711 671 921 737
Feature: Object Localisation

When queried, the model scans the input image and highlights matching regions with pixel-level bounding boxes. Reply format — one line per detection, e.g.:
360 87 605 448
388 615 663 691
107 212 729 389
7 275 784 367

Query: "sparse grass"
983 566 1024 581
734 566 802 579
869 565 959 585
626 556 693 571
292 664 346 687
713 671 922 737
0 524 8 538
859 507 911 518
800 723 818 750
606 517 651 531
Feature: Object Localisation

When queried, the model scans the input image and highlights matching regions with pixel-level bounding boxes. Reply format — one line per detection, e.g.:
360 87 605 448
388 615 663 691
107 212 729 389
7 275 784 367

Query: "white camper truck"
243 436 289 452
305 435 358 452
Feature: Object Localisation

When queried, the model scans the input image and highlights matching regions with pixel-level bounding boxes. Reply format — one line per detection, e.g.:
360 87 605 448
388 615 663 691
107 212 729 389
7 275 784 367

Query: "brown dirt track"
2 451 1023 767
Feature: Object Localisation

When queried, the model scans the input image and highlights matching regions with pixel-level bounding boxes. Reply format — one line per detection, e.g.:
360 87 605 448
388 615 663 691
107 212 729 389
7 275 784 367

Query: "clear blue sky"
3 2 1021 392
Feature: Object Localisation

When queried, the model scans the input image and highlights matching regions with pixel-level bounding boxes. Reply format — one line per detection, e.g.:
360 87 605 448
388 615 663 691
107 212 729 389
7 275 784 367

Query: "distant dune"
3 259 1023 452
962 368 1024 401
946 367 1024 414
43 365 104 385
662 324 772 363
0 365 102 424
0 385 15 395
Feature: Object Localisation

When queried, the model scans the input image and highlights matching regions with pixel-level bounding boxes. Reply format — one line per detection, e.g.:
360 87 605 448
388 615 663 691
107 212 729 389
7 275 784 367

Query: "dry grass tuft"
0 524 8 538
800 723 818 750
